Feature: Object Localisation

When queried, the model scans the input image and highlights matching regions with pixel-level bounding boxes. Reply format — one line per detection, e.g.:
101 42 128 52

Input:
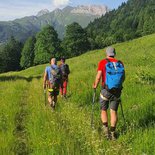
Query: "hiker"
43 58 62 110
59 58 70 98
93 47 125 140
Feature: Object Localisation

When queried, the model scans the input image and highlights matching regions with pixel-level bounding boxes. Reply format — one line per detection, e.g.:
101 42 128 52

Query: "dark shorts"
48 89 59 96
99 89 121 111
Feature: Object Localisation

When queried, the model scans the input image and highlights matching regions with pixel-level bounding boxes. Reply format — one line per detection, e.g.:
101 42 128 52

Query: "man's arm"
93 71 102 89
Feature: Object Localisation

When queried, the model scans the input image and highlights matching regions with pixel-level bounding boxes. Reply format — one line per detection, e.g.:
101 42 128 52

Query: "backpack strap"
50 66 54 74
106 58 122 63
106 58 110 63
51 66 59 76
106 58 117 70
117 60 122 63
51 65 54 70
104 59 110 90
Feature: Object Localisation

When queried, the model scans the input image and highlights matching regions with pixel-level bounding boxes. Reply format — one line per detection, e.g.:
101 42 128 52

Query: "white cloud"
52 0 70 7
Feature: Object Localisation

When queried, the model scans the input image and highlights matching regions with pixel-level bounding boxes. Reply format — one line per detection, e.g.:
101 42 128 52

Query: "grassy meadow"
0 34 155 155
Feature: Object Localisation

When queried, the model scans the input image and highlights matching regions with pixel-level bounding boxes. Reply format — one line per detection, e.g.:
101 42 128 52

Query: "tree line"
86 0 155 48
0 0 155 73
0 23 90 73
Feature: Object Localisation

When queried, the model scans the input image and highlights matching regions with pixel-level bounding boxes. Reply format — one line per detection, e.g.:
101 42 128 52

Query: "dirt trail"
12 84 31 155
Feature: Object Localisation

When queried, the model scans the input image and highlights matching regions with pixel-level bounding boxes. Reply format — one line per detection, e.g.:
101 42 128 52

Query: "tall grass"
0 80 30 154
0 34 155 154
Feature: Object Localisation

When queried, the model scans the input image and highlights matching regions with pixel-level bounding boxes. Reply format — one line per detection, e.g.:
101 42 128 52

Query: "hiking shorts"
48 89 59 96
99 89 121 111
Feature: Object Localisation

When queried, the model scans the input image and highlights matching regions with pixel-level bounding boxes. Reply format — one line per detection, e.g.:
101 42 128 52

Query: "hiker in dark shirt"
59 58 70 98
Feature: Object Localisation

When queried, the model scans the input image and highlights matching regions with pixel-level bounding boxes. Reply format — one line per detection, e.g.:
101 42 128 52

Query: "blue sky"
0 0 128 21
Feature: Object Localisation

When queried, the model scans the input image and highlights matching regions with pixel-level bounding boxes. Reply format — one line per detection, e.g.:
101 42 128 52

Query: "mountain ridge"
71 5 109 16
0 5 108 43
37 9 50 17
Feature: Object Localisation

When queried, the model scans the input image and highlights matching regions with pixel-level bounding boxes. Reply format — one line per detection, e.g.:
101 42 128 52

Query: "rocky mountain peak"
37 9 50 17
71 5 109 16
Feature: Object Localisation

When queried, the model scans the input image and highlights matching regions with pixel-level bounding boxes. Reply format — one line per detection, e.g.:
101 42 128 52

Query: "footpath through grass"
0 34 155 154
0 79 31 154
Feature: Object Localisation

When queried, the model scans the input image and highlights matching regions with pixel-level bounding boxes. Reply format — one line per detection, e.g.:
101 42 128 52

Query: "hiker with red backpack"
93 47 125 140
43 58 62 110
59 58 70 98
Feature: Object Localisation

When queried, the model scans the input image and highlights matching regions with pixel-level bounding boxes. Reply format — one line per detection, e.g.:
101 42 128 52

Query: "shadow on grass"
119 102 155 136
138 103 155 128
0 75 41 82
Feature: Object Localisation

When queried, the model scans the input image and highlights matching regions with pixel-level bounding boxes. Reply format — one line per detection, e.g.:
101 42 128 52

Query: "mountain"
37 9 50 17
0 5 108 43
71 5 109 16
86 0 155 48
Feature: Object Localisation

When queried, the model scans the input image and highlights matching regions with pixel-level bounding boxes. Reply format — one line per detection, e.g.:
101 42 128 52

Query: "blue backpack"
105 59 125 90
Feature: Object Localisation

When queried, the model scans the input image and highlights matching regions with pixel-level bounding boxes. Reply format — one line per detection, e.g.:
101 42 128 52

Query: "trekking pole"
44 88 47 106
91 89 96 129
120 100 126 128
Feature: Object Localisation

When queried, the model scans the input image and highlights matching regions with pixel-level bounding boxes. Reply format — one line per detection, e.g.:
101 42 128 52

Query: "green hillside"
0 34 155 154
86 0 155 48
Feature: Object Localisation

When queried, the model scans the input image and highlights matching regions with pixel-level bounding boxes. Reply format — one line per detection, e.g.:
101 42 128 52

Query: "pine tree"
1 37 22 72
20 36 36 69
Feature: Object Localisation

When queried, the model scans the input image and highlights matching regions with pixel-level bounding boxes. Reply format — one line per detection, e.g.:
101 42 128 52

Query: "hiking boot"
110 131 117 140
102 126 110 140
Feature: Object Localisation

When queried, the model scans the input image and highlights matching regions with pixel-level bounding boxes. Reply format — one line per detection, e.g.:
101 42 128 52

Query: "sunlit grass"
0 33 155 154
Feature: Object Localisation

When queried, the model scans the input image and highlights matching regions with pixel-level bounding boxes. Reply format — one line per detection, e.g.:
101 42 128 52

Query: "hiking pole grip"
93 89 96 103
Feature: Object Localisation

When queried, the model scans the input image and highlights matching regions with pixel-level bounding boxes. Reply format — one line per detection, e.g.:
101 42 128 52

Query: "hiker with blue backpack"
93 47 125 140
43 58 62 110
